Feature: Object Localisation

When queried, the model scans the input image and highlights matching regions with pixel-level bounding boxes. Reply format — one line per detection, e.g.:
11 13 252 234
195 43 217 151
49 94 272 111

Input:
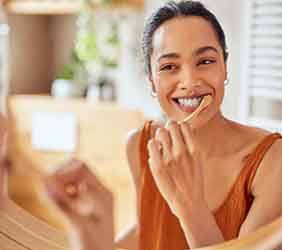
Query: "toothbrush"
179 95 212 124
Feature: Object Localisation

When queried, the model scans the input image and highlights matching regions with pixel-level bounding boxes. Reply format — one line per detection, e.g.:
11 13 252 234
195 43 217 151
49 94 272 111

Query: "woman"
45 1 282 250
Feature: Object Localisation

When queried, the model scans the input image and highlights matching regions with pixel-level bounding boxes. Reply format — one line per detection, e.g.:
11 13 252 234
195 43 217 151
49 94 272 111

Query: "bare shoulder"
126 128 142 188
251 131 282 195
126 121 162 188
233 122 282 194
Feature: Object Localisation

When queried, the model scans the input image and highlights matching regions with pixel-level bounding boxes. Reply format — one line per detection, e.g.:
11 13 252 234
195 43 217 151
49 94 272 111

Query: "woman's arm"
196 216 282 250
147 121 282 249
237 140 282 249
148 121 225 248
178 138 282 249
177 201 224 247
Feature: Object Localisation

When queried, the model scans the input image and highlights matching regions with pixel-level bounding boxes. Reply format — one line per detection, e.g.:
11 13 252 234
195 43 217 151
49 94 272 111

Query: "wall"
201 0 245 120
7 14 76 95
117 11 162 119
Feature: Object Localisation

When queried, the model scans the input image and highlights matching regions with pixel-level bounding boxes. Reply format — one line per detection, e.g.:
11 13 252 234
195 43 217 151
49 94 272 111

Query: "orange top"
138 121 282 250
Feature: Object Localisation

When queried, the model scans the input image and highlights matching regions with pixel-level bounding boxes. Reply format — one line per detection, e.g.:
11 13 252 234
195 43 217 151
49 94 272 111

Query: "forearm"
178 201 224 248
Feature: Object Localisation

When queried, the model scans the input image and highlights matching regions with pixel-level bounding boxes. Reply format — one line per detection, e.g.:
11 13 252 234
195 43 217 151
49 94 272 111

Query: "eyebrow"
157 53 179 63
194 46 219 56
157 46 219 63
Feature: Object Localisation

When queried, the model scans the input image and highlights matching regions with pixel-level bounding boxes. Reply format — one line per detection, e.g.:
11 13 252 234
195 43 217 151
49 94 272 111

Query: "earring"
224 74 230 86
151 90 157 98
147 85 157 98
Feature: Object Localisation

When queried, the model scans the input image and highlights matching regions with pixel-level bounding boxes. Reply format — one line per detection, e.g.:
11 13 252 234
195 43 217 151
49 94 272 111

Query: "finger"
45 177 89 221
54 159 86 184
83 168 110 196
147 139 162 167
45 174 102 223
44 176 74 213
74 166 113 211
166 121 186 155
150 121 164 138
56 159 101 192
155 127 172 158
148 157 176 198
180 122 197 155
55 158 84 175
148 139 175 187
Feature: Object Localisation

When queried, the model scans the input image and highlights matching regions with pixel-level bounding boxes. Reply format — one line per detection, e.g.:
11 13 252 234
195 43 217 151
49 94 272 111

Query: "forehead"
151 16 221 59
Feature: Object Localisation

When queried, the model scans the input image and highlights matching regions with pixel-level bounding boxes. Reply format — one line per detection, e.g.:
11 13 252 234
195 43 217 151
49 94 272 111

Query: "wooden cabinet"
3 0 144 95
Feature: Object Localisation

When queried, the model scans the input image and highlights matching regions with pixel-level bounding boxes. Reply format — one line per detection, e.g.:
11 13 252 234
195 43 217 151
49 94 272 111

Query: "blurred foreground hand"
44 159 114 250
0 114 8 201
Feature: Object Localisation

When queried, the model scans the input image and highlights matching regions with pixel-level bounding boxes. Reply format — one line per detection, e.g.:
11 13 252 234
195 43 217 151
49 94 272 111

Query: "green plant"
57 8 120 84
56 50 87 82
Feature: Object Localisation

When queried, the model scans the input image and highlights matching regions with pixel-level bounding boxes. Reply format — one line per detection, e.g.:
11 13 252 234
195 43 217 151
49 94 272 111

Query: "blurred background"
0 0 281 240
1 0 281 124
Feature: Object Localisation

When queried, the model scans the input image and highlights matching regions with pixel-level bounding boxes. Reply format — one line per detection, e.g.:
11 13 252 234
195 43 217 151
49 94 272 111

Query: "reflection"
0 0 282 250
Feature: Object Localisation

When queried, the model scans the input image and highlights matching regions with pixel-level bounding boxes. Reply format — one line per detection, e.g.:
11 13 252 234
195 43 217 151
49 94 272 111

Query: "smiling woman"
40 1 282 250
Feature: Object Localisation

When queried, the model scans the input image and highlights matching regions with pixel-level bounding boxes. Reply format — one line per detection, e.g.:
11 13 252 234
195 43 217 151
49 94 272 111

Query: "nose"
177 65 200 90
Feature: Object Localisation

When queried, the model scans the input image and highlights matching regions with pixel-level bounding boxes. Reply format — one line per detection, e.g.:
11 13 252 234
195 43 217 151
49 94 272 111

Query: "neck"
193 111 240 158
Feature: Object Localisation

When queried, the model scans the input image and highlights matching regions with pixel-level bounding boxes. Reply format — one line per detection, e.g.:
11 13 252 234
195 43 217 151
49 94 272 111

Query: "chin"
193 111 222 130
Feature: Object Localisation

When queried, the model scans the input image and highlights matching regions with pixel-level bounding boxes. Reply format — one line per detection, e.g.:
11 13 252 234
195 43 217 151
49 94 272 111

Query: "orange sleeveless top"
138 121 282 250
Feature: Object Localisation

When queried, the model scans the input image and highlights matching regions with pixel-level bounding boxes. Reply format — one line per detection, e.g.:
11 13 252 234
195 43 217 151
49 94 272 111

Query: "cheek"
205 66 225 90
213 77 225 107
152 73 176 96
203 69 225 106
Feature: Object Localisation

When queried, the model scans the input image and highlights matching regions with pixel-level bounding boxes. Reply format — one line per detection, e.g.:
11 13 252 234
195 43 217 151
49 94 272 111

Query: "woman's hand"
44 159 114 250
147 121 205 217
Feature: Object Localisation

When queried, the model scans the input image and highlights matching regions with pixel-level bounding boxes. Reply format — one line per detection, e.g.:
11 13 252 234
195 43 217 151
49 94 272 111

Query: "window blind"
240 0 282 132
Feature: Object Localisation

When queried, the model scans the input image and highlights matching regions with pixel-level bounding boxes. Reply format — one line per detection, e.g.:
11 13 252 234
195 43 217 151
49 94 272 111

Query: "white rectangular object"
31 112 77 152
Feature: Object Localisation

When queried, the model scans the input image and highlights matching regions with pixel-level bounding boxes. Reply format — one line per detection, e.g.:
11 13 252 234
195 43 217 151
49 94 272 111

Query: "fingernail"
165 120 173 128
156 128 161 136
165 121 169 128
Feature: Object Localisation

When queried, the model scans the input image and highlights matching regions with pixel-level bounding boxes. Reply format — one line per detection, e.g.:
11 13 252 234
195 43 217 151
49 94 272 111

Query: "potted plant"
52 1 120 100
51 50 88 98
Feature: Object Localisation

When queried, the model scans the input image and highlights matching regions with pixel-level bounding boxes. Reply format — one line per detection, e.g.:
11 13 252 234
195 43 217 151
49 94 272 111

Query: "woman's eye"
198 59 216 66
160 64 177 71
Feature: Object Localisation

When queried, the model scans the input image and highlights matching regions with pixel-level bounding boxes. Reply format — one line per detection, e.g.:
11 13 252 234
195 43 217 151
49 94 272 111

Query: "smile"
172 94 211 113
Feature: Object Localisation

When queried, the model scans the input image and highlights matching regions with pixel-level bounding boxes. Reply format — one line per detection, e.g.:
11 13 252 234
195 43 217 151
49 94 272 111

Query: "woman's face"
150 16 227 127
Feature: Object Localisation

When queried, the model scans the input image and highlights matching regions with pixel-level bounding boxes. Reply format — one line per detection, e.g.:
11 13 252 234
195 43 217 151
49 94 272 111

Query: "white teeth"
178 97 202 107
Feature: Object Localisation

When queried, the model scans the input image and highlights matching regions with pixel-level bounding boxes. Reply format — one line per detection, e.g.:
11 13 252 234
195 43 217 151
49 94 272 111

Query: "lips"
172 94 212 113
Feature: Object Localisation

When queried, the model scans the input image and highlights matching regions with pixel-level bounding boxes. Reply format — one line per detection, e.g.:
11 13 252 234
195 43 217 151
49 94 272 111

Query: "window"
240 0 282 132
